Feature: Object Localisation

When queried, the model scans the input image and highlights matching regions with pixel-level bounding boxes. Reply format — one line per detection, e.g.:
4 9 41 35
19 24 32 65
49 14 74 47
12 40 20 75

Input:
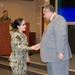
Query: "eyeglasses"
21 24 26 26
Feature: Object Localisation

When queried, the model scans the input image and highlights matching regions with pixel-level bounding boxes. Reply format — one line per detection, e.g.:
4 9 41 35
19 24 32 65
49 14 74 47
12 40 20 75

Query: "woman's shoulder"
11 32 22 41
12 31 21 38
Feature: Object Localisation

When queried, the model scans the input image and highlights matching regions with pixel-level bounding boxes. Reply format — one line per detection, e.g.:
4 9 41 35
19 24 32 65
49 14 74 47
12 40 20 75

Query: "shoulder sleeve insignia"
15 35 21 41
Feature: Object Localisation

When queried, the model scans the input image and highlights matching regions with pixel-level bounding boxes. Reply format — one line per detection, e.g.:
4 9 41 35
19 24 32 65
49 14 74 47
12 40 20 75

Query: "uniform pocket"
9 53 16 62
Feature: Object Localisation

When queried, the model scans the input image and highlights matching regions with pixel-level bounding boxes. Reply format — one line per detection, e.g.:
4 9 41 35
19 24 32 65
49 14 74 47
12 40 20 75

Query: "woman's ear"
17 25 20 29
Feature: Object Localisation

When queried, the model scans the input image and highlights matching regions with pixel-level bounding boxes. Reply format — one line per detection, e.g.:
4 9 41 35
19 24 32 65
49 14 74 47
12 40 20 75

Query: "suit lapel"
42 22 50 36
42 14 58 37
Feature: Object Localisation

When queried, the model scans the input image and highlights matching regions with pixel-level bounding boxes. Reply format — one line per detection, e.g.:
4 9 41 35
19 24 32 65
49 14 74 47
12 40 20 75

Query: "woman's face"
18 20 26 32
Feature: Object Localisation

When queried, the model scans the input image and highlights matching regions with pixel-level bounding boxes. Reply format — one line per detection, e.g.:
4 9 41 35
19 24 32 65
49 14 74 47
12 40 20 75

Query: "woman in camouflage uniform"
9 18 35 75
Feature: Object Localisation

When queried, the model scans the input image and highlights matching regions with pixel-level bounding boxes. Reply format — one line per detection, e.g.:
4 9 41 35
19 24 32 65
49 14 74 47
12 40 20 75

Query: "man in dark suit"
35 5 72 75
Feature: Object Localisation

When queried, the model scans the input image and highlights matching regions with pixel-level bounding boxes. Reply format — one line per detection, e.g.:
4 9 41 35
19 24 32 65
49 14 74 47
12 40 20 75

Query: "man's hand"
58 53 64 59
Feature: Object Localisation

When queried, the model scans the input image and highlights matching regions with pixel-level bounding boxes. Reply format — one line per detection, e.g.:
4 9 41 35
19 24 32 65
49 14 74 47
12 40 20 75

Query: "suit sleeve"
54 17 67 53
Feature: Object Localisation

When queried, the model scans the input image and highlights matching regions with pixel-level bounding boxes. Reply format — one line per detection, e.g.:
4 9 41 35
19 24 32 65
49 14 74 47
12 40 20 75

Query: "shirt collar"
50 12 57 21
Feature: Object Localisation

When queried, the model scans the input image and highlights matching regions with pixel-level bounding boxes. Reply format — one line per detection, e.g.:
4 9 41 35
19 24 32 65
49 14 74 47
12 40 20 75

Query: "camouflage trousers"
10 62 27 75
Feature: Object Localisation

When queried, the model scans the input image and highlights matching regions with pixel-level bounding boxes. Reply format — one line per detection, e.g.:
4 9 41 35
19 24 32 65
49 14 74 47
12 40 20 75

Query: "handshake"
31 44 40 50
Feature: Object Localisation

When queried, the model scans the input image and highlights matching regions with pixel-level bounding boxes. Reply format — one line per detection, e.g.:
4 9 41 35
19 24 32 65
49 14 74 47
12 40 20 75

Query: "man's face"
43 8 51 20
3 11 8 17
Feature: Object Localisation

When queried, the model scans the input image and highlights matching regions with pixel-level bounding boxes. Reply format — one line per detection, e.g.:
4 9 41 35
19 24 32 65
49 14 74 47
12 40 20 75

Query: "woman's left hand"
26 57 30 62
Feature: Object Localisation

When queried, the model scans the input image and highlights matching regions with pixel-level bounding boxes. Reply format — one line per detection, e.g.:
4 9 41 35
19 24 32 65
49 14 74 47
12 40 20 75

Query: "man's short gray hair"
44 5 55 12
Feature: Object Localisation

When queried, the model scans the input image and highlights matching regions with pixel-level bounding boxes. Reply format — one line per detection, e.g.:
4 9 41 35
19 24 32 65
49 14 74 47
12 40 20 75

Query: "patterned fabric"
9 31 32 75
0 16 11 22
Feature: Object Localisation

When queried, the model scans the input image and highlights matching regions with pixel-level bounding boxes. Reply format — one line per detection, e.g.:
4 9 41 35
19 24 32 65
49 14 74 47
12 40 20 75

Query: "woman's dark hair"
11 18 23 29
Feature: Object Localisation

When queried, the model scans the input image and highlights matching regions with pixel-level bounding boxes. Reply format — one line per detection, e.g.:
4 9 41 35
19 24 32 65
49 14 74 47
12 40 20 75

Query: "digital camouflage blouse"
9 31 32 75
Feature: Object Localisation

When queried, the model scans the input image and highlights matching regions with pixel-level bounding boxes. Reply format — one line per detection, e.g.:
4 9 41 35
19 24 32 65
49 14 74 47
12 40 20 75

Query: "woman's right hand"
31 44 40 50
